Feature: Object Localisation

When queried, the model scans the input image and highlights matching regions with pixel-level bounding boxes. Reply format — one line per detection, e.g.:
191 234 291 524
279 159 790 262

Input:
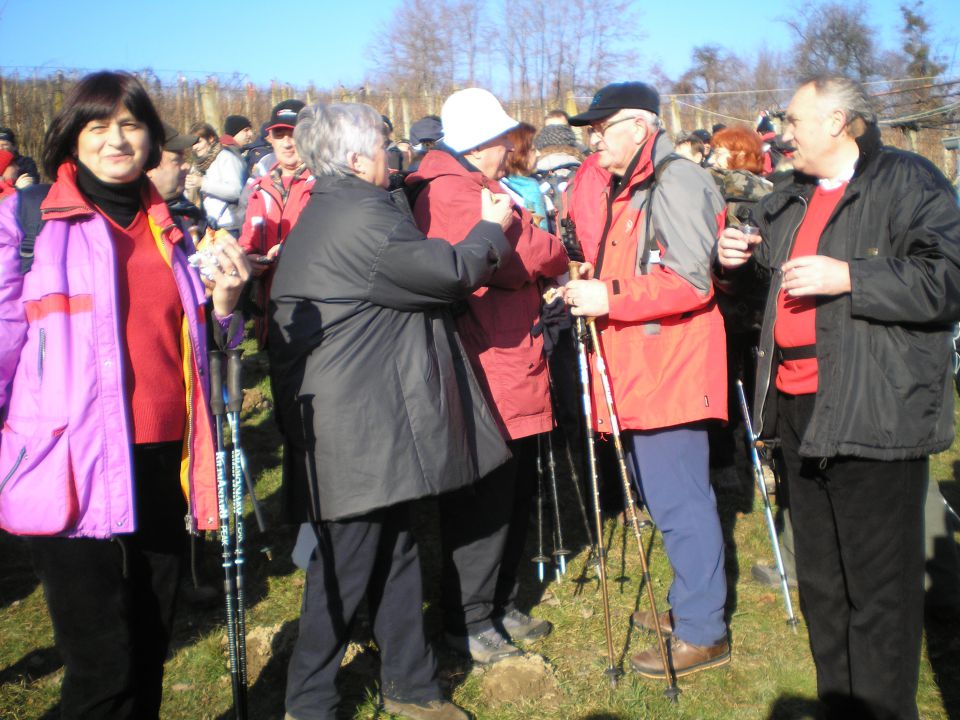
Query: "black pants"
28 442 186 720
439 436 538 635
778 393 926 720
285 503 439 720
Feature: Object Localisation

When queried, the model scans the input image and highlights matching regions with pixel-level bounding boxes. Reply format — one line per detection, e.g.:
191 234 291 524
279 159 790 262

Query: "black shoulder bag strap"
16 183 52 274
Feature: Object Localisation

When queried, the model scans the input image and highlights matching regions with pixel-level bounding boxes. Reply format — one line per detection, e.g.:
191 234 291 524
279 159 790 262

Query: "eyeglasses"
589 115 641 138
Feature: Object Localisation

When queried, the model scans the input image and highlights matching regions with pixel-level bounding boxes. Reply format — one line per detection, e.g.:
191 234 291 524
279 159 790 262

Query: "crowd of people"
0 69 959 720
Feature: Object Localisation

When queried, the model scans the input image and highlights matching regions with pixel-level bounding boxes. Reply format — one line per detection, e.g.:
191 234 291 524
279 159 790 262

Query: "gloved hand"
532 293 571 356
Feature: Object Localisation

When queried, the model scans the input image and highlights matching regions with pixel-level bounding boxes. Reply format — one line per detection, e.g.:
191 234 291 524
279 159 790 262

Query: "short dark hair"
41 71 164 179
189 121 218 142
677 135 705 158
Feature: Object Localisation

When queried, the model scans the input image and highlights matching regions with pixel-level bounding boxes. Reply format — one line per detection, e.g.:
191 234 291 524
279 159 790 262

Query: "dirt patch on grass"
478 655 561 708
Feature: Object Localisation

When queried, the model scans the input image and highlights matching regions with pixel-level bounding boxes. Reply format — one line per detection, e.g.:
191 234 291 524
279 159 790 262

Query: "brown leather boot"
630 608 674 637
630 637 730 679
382 698 470 720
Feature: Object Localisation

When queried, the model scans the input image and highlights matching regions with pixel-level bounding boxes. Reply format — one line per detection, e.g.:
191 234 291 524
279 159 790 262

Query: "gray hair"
294 102 383 177
636 109 661 132
802 75 877 135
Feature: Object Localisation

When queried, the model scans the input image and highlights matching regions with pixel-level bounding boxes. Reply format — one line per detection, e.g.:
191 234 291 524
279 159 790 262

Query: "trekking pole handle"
226 348 244 414
209 350 225 417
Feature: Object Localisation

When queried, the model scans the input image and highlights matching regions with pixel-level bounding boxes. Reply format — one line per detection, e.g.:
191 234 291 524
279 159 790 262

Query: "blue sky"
1 0 957 89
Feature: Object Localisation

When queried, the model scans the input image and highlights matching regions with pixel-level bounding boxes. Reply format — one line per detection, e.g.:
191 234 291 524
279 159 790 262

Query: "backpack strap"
16 183 52 274
639 153 683 274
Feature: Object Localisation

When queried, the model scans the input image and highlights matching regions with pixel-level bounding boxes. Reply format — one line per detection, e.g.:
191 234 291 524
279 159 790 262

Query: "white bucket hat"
441 88 519 153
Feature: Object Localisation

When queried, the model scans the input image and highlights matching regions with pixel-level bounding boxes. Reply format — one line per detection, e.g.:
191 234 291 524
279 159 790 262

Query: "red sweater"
774 183 846 395
107 211 186 443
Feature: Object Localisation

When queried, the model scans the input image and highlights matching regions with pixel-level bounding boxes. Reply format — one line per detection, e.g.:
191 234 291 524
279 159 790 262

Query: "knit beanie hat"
441 88 518 153
224 115 252 138
534 124 578 151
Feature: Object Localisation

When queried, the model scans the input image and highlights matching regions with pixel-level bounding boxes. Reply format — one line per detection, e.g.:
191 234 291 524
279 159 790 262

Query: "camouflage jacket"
711 168 773 333
710 168 773 225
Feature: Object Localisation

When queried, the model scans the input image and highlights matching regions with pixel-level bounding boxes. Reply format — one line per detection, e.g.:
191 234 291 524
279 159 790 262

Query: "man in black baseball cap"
148 122 205 239
568 81 660 126
563 81 730 682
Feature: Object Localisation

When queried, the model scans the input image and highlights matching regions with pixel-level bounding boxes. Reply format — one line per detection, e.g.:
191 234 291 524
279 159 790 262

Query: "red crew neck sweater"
774 183 846 395
107 211 186 443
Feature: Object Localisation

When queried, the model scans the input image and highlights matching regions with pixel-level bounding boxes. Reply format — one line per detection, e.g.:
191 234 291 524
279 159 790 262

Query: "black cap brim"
568 108 618 126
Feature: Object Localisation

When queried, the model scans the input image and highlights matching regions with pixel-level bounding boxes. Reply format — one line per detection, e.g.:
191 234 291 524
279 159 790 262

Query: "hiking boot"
751 562 797 588
630 608 674 637
444 627 522 664
382 698 471 720
499 609 552 642
630 637 730 679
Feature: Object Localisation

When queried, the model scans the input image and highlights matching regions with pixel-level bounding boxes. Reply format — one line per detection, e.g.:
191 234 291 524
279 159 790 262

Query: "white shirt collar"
818 160 856 190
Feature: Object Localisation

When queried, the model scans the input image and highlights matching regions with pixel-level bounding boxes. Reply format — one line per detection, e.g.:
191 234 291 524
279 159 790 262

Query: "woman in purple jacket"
0 72 250 719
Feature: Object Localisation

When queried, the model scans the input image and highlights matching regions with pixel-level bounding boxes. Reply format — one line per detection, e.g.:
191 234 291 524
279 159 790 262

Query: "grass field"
1 341 958 719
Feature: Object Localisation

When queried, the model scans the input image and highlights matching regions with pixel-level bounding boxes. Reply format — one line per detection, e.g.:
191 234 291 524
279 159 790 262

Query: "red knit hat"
0 149 14 174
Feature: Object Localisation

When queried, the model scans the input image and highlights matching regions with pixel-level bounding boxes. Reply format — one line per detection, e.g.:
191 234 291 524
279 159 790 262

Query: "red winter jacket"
408 150 569 440
585 133 728 431
239 163 314 346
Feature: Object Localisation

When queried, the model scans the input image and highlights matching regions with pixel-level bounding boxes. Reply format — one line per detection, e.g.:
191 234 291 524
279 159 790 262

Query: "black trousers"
438 436 538 635
28 442 186 720
778 393 927 720
285 503 439 720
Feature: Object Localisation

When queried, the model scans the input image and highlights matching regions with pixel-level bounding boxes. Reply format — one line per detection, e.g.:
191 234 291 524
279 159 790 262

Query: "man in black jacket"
717 76 960 720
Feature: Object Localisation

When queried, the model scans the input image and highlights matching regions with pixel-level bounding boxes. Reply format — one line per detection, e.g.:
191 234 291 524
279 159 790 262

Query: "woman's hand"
14 174 34 189
481 188 515 232
204 233 252 318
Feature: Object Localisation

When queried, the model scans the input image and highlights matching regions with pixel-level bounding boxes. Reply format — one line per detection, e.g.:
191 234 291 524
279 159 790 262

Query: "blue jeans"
625 425 727 646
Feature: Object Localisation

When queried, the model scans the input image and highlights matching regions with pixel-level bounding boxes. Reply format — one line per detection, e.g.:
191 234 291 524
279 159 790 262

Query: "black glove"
531 295 572 356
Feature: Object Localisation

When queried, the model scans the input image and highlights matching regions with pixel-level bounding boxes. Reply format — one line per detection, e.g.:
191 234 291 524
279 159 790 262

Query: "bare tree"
369 0 457 97
783 1 880 82
677 45 739 112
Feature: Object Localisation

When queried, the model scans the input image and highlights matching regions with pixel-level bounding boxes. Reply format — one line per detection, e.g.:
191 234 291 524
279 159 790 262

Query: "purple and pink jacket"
0 162 234 538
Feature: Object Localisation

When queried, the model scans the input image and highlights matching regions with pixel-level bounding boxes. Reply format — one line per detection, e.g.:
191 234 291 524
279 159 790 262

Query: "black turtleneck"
75 161 145 228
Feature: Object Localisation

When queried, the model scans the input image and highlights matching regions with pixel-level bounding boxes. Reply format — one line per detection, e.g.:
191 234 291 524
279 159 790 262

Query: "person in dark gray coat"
268 102 516 720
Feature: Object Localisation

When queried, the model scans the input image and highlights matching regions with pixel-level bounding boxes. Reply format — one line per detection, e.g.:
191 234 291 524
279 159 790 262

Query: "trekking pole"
533 435 550 582
545 353 597 562
586 321 678 701
226 348 250 709
209 350 246 719
545 432 570 576
735 380 798 630
560 219 619 688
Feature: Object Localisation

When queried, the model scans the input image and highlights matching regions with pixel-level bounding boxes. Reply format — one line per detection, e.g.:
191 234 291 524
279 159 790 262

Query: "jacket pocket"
0 420 76 535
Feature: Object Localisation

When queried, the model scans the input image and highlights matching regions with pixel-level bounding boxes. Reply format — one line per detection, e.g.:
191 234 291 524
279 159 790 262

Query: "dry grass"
1 342 956 719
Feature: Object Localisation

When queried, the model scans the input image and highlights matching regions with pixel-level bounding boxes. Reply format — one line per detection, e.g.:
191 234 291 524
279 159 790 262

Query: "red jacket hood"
40 162 184 244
